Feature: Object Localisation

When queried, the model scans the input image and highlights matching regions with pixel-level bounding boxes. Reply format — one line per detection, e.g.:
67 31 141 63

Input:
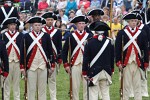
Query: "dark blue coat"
20 32 55 70
0 39 9 76
82 37 114 78
62 31 93 67
115 29 149 70
138 24 150 51
0 6 19 30
42 27 62 63
2 32 23 51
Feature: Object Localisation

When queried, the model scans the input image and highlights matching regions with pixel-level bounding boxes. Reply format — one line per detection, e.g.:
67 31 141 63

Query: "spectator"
123 0 132 11
78 0 90 10
57 0 67 10
76 6 86 16
101 15 109 23
90 0 100 8
69 10 76 21
121 5 128 15
49 0 58 10
113 0 124 8
35 9 44 16
103 7 109 16
111 16 124 40
38 0 49 10
55 19 62 28
59 9 69 24
61 24 70 41
65 0 77 16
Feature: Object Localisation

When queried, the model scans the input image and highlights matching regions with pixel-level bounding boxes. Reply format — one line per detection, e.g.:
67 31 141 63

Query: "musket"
87 78 89 100
68 37 73 100
109 0 113 38
24 39 28 100
120 35 124 100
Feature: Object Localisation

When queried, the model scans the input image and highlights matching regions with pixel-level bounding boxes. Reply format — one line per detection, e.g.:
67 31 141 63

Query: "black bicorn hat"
122 13 140 20
70 15 89 23
89 21 111 31
87 8 104 16
2 17 20 26
26 16 46 24
41 12 57 20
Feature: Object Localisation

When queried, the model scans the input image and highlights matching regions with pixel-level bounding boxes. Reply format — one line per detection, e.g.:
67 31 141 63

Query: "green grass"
0 66 150 100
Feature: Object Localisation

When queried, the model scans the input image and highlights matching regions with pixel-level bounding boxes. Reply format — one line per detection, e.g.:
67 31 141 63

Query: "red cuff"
111 68 114 72
51 63 55 68
149 51 150 55
3 72 8 77
144 63 149 68
116 61 122 67
82 71 87 76
63 62 69 68
20 64 24 69
58 59 62 64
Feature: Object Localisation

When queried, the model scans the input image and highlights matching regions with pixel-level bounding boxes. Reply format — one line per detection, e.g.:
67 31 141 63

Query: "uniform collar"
128 26 136 33
77 30 84 35
9 30 16 35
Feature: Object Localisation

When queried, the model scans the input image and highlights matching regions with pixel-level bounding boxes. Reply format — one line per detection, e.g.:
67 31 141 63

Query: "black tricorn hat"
87 9 104 16
70 15 89 23
89 21 110 31
41 12 57 20
26 16 46 24
122 13 139 20
2 17 20 26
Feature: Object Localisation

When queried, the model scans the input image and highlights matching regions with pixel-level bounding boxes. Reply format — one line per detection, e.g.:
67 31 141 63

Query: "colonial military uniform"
62 15 93 100
42 12 62 100
115 13 149 100
20 17 55 100
0 0 19 32
82 21 114 100
136 12 150 97
1 17 23 100
0 39 9 92
0 39 9 78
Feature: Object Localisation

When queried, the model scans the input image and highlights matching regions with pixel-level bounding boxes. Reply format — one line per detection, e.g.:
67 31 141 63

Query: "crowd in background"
3 0 150 41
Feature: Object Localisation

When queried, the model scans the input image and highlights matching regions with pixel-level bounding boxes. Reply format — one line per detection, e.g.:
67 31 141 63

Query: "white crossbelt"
90 39 109 67
71 32 89 58
27 32 47 61
5 32 20 55
138 24 144 30
123 29 141 57
50 29 57 55
1 7 14 25
42 28 58 55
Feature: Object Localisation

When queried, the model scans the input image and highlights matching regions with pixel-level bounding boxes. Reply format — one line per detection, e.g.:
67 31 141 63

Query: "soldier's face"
46 18 54 27
93 15 101 21
128 19 138 29
32 23 42 32
76 22 86 31
8 23 17 31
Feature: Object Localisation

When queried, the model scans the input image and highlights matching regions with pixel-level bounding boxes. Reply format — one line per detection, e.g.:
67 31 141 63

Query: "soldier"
130 11 150 97
0 39 9 100
62 15 92 100
41 12 62 100
20 16 55 100
0 0 19 33
1 17 23 100
0 39 9 82
82 21 114 100
87 8 108 37
115 13 149 100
